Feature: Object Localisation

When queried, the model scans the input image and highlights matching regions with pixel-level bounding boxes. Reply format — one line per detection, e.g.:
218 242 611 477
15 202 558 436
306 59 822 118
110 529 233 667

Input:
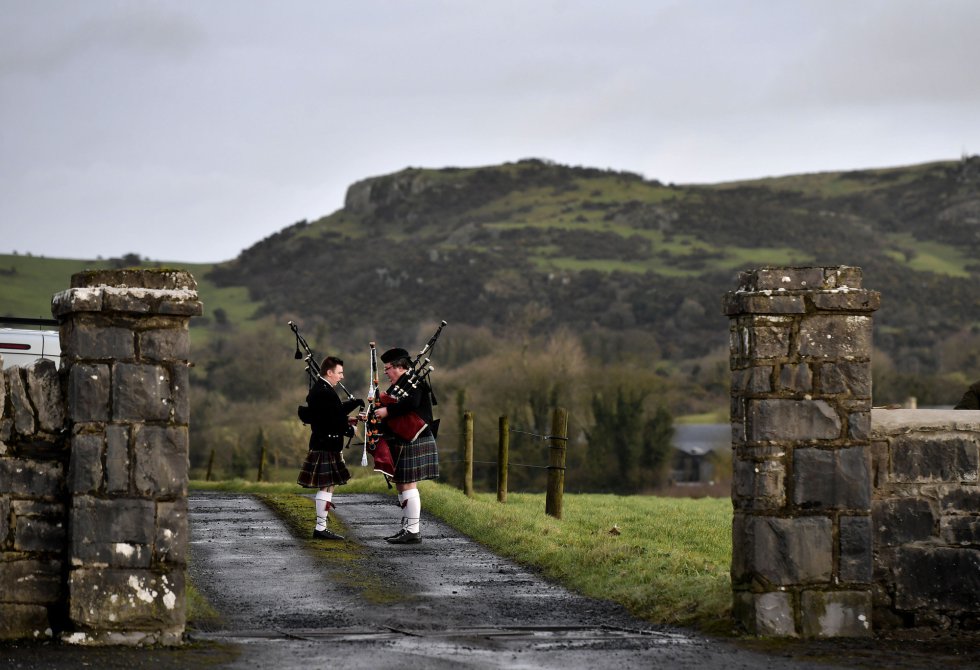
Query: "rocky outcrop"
344 168 444 217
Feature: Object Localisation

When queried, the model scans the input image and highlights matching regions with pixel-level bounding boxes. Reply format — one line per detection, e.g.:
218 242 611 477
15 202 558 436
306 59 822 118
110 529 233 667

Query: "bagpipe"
361 340 428 479
363 342 396 477
288 321 360 438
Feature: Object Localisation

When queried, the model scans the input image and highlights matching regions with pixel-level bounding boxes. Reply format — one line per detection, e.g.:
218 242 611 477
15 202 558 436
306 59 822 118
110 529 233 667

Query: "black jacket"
307 378 360 452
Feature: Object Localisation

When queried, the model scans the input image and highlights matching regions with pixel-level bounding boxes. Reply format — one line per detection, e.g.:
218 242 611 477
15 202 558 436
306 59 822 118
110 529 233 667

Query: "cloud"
0 4 205 78
771 0 980 107
1 0 978 262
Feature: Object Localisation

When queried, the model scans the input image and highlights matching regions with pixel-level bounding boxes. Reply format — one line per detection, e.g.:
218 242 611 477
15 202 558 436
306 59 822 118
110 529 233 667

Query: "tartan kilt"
391 429 439 484
297 449 351 488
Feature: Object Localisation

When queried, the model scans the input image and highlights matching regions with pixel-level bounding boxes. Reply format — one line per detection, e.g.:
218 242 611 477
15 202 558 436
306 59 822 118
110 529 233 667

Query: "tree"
579 388 674 493
213 307 229 328
110 252 142 268
640 405 674 487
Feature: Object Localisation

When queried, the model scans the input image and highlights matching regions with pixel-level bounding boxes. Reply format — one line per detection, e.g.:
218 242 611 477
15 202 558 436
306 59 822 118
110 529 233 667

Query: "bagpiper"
374 347 440 544
297 355 363 540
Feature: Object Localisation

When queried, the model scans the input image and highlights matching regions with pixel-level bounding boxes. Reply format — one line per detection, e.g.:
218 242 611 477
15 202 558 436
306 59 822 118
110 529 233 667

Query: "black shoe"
385 518 407 540
386 529 421 544
313 528 345 541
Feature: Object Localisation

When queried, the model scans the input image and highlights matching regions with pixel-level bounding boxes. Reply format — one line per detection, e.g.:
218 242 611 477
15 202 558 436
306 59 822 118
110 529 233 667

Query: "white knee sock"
402 488 421 534
315 490 332 531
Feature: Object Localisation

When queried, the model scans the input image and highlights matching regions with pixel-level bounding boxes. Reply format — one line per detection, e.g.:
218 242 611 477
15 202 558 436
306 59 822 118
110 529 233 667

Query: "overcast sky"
2 1 979 263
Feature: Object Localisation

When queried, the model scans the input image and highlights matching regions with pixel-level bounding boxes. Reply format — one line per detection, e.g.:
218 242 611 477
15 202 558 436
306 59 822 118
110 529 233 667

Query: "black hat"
381 347 410 364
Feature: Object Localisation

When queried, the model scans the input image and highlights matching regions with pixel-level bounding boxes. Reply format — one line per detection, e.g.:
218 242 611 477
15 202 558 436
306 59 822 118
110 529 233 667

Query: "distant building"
670 423 728 483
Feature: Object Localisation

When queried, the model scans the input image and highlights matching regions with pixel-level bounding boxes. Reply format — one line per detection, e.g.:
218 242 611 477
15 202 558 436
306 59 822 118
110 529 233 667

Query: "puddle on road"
192 624 694 649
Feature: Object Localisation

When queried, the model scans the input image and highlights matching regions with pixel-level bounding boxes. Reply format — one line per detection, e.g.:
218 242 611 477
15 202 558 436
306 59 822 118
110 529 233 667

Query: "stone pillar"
724 266 879 638
52 269 202 645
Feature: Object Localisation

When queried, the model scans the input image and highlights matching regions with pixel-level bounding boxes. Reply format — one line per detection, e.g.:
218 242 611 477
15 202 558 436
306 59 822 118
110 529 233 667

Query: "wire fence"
442 427 557 470
451 408 569 518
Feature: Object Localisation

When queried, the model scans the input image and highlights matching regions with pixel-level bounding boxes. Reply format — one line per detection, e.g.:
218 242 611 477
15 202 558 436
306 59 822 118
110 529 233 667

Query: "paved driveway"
185 491 852 669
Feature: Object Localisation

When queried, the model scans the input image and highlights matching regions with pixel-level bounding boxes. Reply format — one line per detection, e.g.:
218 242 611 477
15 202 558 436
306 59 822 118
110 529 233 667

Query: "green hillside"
207 157 980 372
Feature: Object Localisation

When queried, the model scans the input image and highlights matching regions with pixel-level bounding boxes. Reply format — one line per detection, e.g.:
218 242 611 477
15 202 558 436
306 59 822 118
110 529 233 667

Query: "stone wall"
0 269 201 645
0 358 68 640
871 409 980 630
726 266 980 637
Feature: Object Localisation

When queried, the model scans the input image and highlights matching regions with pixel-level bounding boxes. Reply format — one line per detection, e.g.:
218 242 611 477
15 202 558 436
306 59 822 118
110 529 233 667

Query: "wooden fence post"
545 407 568 519
463 410 474 497
205 449 215 482
456 387 467 487
497 415 509 503
257 443 267 482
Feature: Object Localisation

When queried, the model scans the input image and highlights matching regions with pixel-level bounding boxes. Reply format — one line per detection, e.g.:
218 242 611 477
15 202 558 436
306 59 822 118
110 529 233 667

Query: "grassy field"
0 255 113 318
191 477 733 633
0 253 273 350
880 232 974 278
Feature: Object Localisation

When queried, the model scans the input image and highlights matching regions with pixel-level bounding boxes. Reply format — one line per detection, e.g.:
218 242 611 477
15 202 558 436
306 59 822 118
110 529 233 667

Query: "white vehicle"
0 318 61 369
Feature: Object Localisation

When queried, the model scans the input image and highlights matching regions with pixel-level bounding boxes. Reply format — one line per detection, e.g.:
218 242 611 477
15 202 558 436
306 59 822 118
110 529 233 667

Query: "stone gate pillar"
724 266 879 637
52 269 202 645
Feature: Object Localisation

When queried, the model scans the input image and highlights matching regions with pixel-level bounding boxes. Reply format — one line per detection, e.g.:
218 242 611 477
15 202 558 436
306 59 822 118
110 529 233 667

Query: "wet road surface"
185 491 852 669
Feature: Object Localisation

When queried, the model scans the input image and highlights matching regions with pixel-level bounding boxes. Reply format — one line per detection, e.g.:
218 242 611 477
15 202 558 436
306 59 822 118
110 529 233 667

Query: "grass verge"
256 490 402 605
414 482 733 633
186 582 223 630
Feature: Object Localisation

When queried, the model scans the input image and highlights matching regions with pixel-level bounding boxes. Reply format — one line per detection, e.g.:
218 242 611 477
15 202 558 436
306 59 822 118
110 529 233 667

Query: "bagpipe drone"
288 320 361 431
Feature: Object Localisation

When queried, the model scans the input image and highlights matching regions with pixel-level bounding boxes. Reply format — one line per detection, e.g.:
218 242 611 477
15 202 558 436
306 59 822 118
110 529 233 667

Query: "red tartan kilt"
297 449 351 488
389 430 439 484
